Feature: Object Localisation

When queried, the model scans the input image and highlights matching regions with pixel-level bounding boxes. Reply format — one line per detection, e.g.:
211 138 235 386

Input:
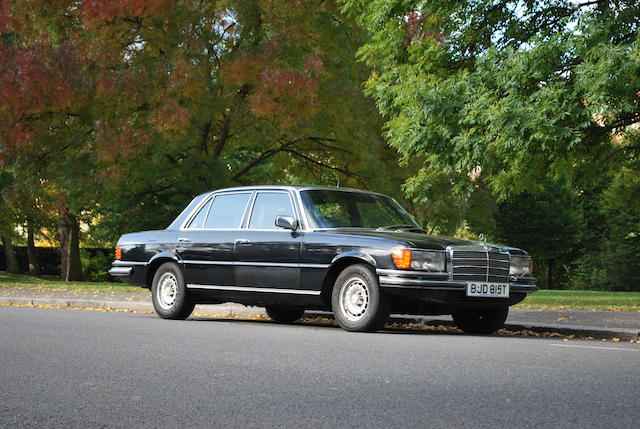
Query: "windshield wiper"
376 224 426 233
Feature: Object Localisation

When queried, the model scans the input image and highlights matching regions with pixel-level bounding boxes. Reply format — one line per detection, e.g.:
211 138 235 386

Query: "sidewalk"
1 287 638 340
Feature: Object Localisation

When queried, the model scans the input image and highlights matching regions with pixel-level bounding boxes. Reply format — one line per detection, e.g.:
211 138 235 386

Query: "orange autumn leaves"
222 50 324 130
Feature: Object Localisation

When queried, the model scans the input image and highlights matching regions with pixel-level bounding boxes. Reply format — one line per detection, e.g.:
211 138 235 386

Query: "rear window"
204 193 251 228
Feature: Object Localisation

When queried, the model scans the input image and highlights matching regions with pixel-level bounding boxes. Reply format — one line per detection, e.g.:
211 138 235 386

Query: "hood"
325 229 483 250
323 228 527 254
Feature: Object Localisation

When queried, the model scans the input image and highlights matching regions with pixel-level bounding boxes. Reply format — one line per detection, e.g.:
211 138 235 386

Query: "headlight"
510 255 532 276
412 250 446 272
392 248 446 271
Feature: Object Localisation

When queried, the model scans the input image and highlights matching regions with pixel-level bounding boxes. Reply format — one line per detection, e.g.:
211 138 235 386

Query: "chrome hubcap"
157 272 178 310
339 277 370 322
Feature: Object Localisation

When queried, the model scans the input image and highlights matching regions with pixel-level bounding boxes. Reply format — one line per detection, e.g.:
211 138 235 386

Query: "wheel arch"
320 252 377 306
145 253 182 289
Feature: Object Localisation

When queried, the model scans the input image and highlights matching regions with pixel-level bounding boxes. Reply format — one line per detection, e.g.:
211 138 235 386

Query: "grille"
452 250 510 283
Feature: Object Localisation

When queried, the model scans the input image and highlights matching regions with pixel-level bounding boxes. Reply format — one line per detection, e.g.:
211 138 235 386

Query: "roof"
208 184 386 196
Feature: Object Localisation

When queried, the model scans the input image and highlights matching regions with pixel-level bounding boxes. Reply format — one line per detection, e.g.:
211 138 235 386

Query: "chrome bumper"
108 266 133 277
376 269 538 293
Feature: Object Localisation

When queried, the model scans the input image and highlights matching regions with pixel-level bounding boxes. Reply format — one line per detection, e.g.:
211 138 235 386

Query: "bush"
80 249 114 282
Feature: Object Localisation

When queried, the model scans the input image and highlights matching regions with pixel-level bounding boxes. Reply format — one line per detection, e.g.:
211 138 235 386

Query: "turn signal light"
529 258 534 274
115 246 121 260
392 248 412 269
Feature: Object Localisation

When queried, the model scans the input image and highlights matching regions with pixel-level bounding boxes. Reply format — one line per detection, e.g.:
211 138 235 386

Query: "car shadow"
187 315 468 336
185 314 592 341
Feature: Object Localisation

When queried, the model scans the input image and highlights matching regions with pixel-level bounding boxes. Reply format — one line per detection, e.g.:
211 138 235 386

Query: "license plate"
466 282 509 298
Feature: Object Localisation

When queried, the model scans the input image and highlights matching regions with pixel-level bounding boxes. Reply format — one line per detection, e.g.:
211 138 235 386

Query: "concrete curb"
407 318 639 341
2 296 637 340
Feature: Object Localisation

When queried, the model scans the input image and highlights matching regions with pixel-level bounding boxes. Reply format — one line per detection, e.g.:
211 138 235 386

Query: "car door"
175 191 252 287
234 191 302 290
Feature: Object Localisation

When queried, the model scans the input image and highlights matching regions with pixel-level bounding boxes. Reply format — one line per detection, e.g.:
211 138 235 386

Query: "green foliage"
80 250 114 283
571 170 640 291
341 1 640 197
494 180 583 288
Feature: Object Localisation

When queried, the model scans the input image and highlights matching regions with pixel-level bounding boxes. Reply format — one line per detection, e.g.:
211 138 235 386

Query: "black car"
109 185 537 333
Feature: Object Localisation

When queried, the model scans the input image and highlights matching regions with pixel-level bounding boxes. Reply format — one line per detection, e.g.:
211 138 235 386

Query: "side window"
249 193 294 230
186 199 212 229
203 193 251 229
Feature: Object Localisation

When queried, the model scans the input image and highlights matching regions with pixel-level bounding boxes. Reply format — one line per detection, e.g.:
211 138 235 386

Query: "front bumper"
377 268 538 292
376 268 537 308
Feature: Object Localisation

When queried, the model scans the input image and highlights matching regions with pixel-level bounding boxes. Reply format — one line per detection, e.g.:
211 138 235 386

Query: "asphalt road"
1 307 638 428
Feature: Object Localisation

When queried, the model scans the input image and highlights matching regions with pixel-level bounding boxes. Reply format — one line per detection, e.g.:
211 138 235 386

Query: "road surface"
1 306 638 428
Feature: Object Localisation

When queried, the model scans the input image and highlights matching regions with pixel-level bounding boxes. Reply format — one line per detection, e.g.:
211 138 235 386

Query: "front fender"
331 251 377 267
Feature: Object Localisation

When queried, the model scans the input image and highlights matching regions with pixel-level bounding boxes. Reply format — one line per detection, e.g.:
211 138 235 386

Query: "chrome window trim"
180 191 253 230
179 260 329 269
186 284 321 295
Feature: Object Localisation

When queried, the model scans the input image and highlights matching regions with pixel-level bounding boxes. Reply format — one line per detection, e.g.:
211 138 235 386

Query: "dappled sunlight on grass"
0 271 145 293
516 289 640 312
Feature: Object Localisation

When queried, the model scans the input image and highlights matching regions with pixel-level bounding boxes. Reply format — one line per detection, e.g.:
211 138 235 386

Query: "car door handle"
235 239 251 245
177 237 191 243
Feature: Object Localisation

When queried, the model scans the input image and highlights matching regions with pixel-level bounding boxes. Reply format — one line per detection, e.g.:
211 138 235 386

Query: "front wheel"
151 262 195 320
331 264 389 332
452 307 508 334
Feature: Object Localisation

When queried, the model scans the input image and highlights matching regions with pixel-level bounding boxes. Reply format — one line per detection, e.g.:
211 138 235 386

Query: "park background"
0 0 638 293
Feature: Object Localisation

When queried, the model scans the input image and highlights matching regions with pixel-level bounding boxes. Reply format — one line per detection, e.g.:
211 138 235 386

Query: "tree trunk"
547 258 554 289
57 207 83 281
2 236 21 274
26 228 41 275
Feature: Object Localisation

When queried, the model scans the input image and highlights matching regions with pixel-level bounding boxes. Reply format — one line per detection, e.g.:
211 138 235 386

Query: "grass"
1 272 639 311
0 271 145 293
516 289 640 312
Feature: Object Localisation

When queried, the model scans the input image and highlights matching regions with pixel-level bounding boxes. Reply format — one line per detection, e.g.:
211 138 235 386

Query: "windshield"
300 190 420 230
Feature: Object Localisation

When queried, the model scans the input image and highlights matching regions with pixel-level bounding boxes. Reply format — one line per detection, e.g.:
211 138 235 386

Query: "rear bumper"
108 261 148 287
376 268 537 308
108 266 133 277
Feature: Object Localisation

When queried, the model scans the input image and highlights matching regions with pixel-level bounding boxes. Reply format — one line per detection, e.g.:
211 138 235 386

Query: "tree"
572 169 640 291
1 1 403 275
341 0 640 198
494 180 583 289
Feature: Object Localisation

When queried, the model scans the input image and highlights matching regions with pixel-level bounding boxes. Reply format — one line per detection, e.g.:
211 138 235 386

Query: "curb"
408 318 639 341
1 296 637 340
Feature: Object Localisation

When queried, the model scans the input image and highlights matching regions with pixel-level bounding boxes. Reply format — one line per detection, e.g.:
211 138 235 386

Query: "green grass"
516 289 640 312
1 272 639 311
0 271 145 293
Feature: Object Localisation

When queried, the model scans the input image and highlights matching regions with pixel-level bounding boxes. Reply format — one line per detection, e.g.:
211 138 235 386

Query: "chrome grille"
452 250 510 283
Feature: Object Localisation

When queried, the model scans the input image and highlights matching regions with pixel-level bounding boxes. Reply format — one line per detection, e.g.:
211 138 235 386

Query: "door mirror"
275 215 298 231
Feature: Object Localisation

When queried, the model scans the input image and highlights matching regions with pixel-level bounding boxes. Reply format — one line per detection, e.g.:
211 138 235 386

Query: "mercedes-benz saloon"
109 185 537 333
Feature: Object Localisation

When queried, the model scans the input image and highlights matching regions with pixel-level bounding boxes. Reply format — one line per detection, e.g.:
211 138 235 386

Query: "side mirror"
275 215 298 231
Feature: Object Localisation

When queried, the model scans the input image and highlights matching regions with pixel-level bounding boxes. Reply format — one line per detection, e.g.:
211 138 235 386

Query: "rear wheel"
331 264 389 332
452 307 508 334
151 262 195 320
265 305 305 323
